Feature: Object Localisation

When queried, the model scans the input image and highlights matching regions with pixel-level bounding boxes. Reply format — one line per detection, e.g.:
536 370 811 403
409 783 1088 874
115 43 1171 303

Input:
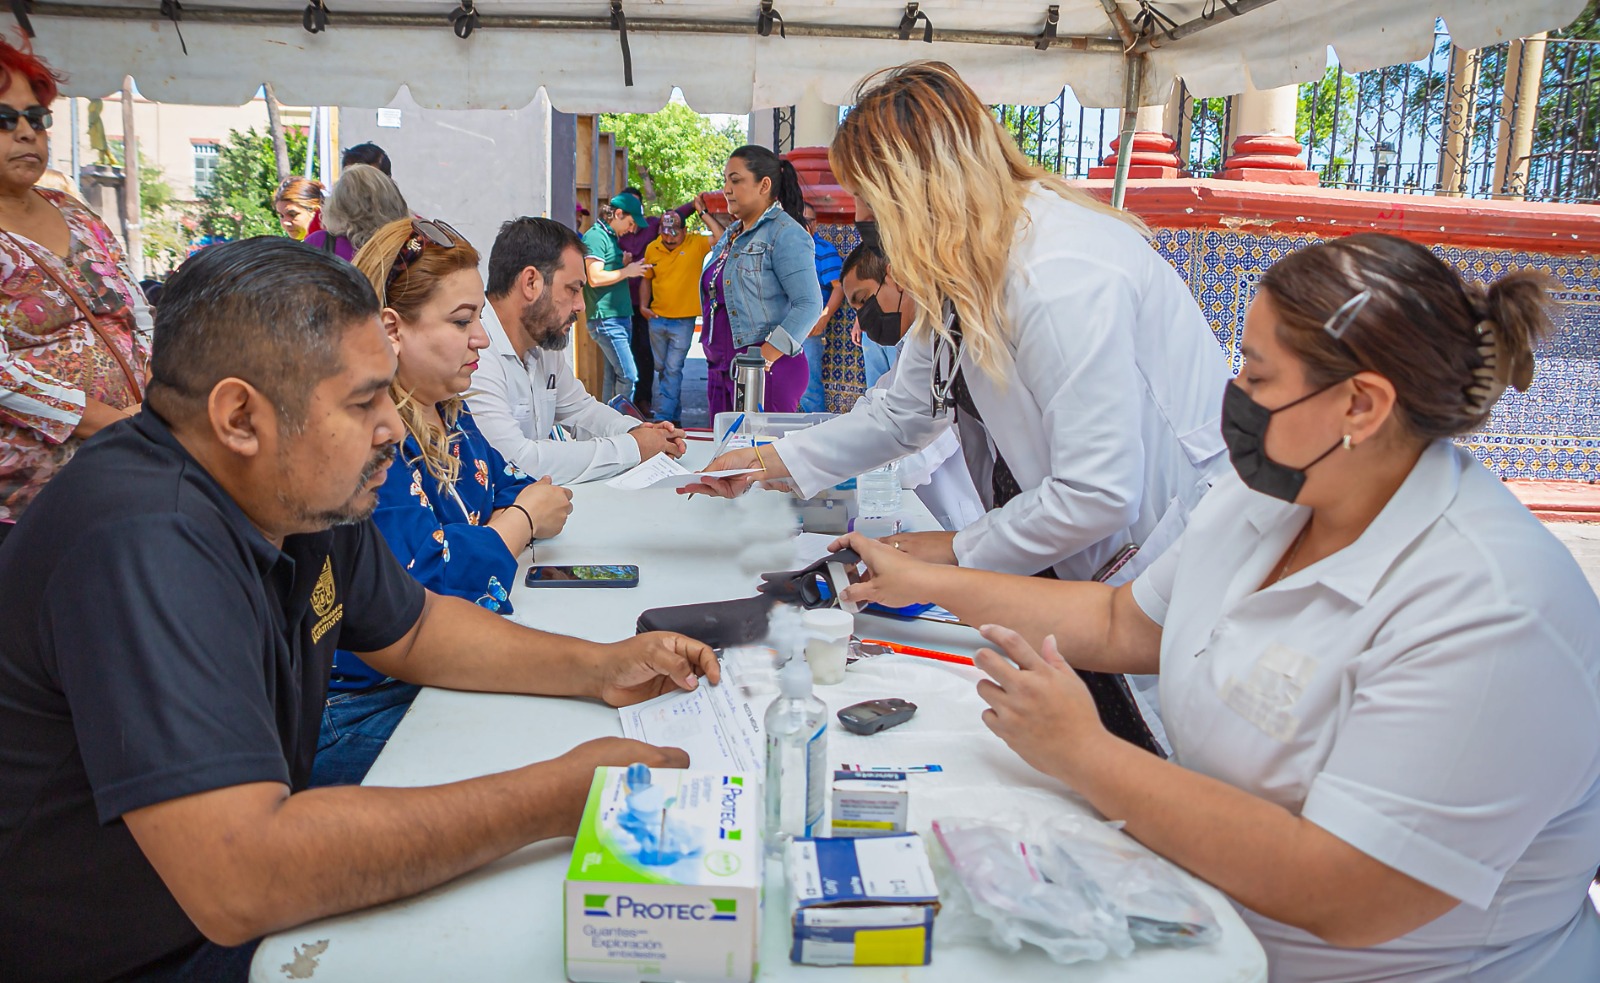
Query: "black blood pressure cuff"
636 595 776 649
756 548 861 609
635 550 863 648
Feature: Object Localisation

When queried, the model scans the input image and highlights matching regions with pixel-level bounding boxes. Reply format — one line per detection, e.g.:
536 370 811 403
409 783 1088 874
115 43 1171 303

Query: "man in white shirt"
469 217 685 485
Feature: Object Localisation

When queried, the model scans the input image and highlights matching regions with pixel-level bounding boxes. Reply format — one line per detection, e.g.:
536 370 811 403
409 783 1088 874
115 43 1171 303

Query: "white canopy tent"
26 0 1588 114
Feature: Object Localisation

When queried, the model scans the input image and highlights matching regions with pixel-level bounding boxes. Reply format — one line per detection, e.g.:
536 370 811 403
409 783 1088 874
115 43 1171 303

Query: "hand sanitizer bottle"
764 657 827 858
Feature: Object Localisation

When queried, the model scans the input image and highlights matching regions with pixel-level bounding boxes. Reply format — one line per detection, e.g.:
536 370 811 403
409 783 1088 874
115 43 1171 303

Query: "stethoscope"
929 299 963 419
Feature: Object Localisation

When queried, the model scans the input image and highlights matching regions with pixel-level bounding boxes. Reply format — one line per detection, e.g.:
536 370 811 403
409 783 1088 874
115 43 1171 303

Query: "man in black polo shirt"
0 238 716 983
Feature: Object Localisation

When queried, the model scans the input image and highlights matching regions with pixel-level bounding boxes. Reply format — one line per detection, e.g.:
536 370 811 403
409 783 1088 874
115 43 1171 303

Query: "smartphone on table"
524 564 641 588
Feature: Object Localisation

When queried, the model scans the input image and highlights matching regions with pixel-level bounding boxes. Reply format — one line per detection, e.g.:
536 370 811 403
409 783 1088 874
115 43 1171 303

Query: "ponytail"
775 159 807 225
729 145 808 225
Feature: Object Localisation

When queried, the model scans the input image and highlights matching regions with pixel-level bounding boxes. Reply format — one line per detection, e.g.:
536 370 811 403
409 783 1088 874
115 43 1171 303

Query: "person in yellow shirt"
639 213 713 425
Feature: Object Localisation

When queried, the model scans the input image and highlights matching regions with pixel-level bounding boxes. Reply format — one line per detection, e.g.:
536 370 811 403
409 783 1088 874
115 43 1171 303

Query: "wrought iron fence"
991 31 1599 204
772 106 796 154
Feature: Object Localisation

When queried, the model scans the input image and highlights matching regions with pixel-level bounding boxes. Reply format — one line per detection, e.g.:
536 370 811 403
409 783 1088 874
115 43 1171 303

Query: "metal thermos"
733 352 767 413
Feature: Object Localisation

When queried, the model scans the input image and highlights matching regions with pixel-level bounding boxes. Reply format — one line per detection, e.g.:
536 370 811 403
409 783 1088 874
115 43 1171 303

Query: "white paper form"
618 654 772 772
604 454 761 491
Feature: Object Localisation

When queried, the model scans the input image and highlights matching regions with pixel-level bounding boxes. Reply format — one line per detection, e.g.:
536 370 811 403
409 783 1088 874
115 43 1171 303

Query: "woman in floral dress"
0 39 149 542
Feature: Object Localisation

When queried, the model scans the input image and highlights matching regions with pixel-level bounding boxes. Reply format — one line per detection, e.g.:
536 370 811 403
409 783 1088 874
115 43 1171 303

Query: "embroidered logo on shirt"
1218 643 1317 743
310 556 344 643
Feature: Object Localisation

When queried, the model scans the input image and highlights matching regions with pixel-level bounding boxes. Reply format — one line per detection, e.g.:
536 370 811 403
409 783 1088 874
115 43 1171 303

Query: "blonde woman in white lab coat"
835 233 1600 982
684 62 1230 754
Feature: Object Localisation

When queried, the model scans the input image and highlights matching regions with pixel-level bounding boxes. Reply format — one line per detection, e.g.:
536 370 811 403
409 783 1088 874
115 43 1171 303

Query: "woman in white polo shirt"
835 233 1600 981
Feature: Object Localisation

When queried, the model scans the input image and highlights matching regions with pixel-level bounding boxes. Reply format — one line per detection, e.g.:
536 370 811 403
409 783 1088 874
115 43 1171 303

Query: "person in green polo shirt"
582 195 651 403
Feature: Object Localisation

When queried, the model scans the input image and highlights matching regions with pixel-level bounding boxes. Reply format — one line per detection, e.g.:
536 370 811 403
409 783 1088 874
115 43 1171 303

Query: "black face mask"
857 294 903 347
855 220 880 251
1220 380 1347 503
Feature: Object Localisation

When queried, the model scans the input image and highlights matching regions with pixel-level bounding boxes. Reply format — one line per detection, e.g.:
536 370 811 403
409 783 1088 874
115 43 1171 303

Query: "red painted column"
1087 132 1184 180
1216 133 1320 186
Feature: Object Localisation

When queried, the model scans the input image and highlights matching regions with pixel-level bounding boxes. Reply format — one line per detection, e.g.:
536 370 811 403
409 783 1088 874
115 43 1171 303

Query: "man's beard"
279 443 398 530
521 293 577 352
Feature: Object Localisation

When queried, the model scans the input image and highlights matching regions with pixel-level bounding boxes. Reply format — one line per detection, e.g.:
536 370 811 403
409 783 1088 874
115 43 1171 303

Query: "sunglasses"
386 219 462 288
0 105 51 133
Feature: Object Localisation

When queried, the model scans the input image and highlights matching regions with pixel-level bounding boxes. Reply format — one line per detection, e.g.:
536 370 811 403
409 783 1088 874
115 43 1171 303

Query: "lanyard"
929 299 963 419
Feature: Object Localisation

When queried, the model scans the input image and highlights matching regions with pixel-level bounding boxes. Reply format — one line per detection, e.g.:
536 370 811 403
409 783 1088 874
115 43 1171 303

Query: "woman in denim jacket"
699 146 824 414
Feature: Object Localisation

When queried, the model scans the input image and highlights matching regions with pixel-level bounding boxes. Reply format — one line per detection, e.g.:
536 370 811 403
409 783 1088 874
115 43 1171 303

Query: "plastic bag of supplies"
930 814 1221 964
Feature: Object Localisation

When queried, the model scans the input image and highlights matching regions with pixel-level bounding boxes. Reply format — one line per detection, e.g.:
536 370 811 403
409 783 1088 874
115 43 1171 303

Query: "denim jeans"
799 333 827 413
311 680 423 788
862 335 899 389
647 316 696 423
587 315 638 403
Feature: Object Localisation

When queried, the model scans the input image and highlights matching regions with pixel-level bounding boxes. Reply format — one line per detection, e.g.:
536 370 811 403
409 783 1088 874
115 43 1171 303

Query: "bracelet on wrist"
508 503 537 540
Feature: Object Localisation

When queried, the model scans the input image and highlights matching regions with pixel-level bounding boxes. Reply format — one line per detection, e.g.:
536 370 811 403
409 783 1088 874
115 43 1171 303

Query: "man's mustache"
358 443 399 486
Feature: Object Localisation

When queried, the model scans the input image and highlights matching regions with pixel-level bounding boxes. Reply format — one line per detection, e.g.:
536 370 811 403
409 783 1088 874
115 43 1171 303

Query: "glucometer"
837 698 918 736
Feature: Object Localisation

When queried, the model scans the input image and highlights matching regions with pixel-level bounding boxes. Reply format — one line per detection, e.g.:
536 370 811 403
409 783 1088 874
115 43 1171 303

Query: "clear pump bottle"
763 657 827 857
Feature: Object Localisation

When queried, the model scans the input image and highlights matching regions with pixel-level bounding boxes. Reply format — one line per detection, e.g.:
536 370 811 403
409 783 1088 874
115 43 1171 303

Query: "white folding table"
252 446 1267 982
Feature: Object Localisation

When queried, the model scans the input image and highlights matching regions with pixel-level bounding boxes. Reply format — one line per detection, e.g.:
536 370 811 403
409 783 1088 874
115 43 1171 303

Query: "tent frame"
27 0 1291 210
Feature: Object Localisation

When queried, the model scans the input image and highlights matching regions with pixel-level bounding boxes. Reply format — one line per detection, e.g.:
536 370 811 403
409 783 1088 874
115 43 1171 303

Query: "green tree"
196 126 309 240
600 104 740 218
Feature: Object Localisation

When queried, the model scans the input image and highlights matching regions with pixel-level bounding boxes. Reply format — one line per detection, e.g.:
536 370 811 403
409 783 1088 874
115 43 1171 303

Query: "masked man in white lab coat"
469 217 687 485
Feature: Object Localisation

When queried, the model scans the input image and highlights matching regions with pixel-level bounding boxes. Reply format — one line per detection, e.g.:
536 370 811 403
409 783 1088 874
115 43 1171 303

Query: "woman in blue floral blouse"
310 217 574 786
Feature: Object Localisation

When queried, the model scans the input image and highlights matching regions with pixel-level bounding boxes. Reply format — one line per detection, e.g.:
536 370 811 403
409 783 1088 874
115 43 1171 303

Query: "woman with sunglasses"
311 217 573 786
0 38 149 545
833 234 1600 981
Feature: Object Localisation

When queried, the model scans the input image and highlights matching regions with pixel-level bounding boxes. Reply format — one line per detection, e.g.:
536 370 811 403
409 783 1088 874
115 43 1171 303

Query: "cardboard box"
565 767 762 983
786 834 941 966
830 770 909 837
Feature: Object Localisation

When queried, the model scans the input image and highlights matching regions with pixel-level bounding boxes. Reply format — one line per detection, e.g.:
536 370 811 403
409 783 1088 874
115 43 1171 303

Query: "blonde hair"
831 61 1147 380
352 218 482 488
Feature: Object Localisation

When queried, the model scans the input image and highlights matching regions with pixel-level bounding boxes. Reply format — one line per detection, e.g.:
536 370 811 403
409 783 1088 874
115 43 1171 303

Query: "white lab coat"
855 344 986 533
1135 441 1600 981
467 304 642 485
778 186 1231 582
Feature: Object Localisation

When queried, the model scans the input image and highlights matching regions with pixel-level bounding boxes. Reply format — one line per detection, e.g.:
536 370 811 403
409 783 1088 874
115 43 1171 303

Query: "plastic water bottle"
763 657 827 857
855 461 902 539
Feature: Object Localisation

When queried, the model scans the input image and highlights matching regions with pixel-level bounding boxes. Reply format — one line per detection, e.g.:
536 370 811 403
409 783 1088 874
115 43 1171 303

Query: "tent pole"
1111 53 1145 210
1133 0 1284 53
1095 0 1136 50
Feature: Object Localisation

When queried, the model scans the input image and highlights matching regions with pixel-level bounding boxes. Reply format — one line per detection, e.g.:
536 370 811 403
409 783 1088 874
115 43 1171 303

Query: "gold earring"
1342 434 1353 451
